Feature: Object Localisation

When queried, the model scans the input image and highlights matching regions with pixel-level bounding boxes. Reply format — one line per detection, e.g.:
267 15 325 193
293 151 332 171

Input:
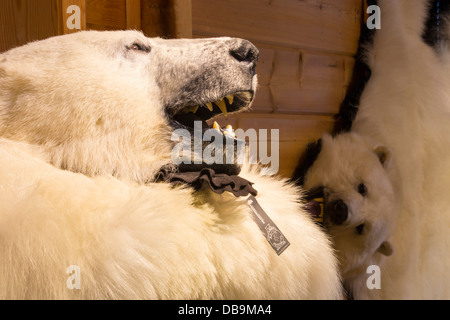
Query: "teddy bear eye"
358 183 368 196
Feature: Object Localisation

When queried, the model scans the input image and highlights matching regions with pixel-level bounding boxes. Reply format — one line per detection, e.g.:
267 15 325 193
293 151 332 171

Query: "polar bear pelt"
302 0 450 299
0 31 343 299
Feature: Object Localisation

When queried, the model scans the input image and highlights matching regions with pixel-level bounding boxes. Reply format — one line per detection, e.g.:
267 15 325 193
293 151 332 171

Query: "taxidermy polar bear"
298 0 450 299
0 30 343 299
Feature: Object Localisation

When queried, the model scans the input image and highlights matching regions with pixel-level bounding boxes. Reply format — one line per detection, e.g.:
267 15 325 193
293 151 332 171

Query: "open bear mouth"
169 90 254 133
166 90 254 176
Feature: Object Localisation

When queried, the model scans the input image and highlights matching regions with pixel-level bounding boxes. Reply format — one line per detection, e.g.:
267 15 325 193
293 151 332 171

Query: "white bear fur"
305 0 450 299
0 31 342 299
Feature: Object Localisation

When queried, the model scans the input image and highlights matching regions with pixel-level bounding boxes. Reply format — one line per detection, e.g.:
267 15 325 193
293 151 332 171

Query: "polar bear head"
0 30 258 183
303 132 401 281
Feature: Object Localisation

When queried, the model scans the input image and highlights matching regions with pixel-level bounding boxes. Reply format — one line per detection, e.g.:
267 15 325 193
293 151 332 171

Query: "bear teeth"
225 125 235 137
215 99 227 115
188 106 199 113
225 94 234 105
212 122 235 137
186 94 234 115
179 105 199 114
209 94 234 114
213 121 221 130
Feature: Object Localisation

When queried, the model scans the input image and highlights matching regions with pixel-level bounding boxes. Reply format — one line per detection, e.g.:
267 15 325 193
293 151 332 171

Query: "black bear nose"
325 199 349 225
229 40 259 74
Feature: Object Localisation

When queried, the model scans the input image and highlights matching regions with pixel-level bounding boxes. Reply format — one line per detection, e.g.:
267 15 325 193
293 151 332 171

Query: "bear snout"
324 199 349 225
229 39 259 75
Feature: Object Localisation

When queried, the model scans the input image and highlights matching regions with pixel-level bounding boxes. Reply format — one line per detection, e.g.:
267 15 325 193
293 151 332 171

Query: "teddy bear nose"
325 199 349 225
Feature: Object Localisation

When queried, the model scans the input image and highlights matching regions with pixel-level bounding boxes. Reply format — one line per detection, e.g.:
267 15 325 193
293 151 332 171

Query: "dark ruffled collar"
155 167 257 198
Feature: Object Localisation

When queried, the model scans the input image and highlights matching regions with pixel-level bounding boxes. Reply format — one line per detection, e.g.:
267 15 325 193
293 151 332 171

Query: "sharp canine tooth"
188 106 199 113
213 121 220 130
224 124 235 137
206 102 213 111
226 94 234 105
216 99 227 115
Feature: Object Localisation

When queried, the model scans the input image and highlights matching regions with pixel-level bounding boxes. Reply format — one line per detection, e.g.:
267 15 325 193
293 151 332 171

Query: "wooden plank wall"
0 0 59 53
86 0 140 31
141 0 192 38
86 0 126 30
192 0 363 178
0 0 141 53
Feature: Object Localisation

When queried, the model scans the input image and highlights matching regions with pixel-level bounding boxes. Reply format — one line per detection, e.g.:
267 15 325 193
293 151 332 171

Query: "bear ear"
377 241 394 257
374 146 392 169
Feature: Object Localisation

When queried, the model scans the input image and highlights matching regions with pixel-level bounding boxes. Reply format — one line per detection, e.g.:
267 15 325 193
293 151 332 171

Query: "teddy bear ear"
374 146 392 169
378 241 394 257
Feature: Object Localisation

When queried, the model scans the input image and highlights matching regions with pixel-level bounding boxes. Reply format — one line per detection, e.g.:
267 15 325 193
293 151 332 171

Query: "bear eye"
356 224 365 235
128 43 151 53
358 183 368 197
